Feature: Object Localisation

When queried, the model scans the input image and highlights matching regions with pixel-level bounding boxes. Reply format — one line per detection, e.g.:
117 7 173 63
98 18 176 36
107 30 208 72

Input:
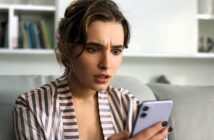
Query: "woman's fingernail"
168 127 173 132
162 121 168 127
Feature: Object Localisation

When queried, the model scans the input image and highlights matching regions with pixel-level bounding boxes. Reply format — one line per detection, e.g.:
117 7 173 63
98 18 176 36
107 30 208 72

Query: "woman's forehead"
86 21 124 46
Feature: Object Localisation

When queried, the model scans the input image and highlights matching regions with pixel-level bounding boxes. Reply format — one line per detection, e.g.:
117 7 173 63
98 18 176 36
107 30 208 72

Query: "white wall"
115 0 197 54
0 53 64 75
120 57 214 85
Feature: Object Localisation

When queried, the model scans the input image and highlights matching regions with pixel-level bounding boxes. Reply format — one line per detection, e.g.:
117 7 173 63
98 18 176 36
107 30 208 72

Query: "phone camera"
140 112 147 118
143 106 149 111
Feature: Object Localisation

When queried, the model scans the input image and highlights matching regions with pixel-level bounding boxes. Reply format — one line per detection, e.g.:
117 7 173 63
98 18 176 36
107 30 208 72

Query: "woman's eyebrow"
85 42 102 47
85 42 124 48
112 45 124 49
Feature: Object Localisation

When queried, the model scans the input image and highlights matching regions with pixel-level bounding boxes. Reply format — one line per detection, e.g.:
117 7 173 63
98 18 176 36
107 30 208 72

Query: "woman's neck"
71 87 97 101
68 75 97 101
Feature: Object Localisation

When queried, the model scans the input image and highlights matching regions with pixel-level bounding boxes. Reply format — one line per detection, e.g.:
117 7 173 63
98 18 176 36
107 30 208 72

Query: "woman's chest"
76 107 104 140
61 97 104 140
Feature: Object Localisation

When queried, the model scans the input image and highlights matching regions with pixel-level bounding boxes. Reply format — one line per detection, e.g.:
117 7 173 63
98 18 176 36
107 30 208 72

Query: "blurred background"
0 0 214 85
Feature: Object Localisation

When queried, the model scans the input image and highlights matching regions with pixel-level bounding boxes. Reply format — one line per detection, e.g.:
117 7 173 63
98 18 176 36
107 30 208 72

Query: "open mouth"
94 74 111 78
94 74 111 83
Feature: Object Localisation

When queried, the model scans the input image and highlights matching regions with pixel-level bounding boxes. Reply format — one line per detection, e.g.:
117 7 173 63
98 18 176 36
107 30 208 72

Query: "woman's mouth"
94 74 111 84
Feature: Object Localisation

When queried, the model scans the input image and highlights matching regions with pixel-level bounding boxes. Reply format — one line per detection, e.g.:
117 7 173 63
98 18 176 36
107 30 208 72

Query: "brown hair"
56 0 130 69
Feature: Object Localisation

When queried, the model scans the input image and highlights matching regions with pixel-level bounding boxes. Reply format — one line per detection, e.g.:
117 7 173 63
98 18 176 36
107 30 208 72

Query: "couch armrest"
111 75 156 101
148 83 214 140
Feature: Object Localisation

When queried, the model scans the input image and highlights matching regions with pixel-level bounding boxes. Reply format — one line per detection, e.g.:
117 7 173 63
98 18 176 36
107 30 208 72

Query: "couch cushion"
0 104 15 140
0 75 56 104
148 83 214 140
111 75 156 101
0 75 56 140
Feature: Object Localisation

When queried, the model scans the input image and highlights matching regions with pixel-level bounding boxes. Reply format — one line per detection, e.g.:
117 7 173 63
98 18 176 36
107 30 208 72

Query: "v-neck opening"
58 76 115 139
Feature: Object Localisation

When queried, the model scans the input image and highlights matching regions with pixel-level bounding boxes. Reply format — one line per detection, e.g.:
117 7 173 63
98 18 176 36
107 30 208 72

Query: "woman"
13 0 171 139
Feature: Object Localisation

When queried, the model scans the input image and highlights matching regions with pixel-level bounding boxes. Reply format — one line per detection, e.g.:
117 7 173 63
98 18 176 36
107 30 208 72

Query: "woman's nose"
98 53 112 70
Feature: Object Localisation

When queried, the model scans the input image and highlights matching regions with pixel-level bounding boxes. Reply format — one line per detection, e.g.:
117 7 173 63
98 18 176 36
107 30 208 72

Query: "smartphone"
131 100 173 136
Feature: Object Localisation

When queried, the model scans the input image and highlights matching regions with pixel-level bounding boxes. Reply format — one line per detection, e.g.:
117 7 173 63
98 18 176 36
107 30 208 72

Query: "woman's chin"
93 84 109 91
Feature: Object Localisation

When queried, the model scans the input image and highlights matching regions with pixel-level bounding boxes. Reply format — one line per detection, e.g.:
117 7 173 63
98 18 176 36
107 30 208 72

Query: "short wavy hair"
56 0 130 69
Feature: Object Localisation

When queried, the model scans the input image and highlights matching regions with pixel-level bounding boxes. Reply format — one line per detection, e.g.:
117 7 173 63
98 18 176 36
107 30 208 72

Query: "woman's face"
70 21 124 92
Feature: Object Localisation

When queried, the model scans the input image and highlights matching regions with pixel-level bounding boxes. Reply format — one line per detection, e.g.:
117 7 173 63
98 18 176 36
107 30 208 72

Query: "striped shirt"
13 75 140 140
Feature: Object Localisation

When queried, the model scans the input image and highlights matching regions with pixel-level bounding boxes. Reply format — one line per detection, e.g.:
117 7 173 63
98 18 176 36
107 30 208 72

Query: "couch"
0 75 214 140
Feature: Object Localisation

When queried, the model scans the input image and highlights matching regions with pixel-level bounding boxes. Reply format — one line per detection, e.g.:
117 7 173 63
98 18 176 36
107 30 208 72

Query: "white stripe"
101 123 114 128
50 111 59 140
40 89 46 130
29 106 40 140
57 86 70 92
63 124 78 129
27 93 40 140
103 130 115 134
61 111 75 116
98 92 115 139
22 108 30 139
98 99 109 104
15 107 23 140
33 90 43 126
64 131 79 135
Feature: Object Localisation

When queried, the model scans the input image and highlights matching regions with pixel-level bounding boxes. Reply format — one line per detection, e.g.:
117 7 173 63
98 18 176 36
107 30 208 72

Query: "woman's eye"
112 48 122 55
86 47 100 53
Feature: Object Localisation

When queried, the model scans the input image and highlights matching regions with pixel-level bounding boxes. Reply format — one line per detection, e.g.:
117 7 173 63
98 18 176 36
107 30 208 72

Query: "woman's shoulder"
15 75 69 108
108 85 139 103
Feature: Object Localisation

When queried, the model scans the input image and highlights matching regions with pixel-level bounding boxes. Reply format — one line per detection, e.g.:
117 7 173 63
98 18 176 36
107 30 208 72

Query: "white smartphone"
131 100 173 136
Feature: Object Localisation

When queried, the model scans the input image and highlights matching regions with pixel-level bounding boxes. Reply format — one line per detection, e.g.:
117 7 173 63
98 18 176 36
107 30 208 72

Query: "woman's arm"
13 97 46 140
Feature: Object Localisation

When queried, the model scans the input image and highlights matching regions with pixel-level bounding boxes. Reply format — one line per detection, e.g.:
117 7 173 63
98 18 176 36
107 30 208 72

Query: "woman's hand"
130 122 169 140
108 122 171 140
